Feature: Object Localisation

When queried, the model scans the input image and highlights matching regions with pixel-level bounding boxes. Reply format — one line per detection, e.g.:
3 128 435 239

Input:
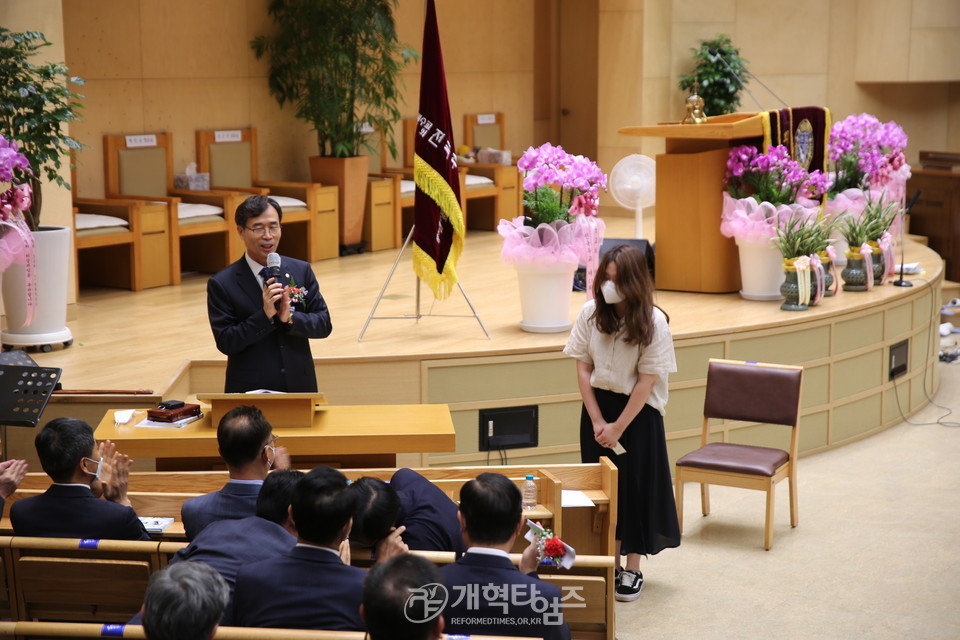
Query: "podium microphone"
266 252 282 284
892 190 921 288
708 48 765 112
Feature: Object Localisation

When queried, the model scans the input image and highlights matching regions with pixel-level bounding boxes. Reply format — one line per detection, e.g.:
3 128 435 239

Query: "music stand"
0 350 63 460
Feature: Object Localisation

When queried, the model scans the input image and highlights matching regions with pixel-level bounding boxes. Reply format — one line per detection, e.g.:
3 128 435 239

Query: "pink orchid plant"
0 135 35 272
721 144 828 243
828 113 909 197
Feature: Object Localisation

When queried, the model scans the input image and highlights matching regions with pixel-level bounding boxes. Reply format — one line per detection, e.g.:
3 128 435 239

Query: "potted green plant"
678 34 749 117
0 28 84 351
772 213 834 311
838 197 900 292
252 0 416 253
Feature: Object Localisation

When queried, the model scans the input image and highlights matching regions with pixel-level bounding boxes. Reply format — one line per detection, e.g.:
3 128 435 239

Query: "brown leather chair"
674 359 804 550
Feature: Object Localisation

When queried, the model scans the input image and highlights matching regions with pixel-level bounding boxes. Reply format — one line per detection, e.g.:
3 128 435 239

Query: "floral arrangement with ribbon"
721 144 829 243
500 143 607 294
285 273 306 305
532 526 574 568
828 113 910 198
0 135 38 323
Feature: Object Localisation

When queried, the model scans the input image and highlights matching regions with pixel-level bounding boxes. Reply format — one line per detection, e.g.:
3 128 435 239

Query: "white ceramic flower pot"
514 261 577 333
735 236 785 301
2 226 73 350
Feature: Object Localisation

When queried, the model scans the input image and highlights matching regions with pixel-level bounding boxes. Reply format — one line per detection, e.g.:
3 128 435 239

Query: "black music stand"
0 350 62 460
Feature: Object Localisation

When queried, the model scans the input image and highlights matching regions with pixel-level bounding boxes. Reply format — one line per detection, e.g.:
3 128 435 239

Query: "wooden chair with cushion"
674 358 804 550
463 111 507 152
103 133 246 285
195 127 339 261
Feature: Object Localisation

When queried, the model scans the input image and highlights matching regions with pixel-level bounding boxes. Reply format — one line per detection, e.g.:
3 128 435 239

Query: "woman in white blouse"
563 244 680 602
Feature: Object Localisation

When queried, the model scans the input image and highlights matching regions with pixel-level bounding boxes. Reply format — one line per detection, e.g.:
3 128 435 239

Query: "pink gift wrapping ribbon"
825 245 839 296
794 255 811 306
879 231 896 280
860 243 874 290
809 253 825 306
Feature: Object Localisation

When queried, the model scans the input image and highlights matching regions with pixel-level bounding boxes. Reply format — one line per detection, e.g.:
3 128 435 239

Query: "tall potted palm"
252 0 416 254
0 28 84 351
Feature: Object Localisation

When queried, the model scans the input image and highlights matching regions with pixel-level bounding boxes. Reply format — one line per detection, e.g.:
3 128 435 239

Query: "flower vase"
818 252 836 297
867 241 884 284
734 236 784 301
513 261 578 333
841 250 869 291
780 258 811 311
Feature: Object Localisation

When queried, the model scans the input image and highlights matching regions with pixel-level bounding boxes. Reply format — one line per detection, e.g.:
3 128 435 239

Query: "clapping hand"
98 440 134 507
0 458 28 499
374 525 409 564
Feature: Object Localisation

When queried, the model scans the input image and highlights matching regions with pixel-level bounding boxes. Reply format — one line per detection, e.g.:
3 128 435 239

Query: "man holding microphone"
207 195 332 392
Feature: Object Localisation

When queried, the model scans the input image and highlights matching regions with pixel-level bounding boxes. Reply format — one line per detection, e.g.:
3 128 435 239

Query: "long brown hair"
590 244 667 346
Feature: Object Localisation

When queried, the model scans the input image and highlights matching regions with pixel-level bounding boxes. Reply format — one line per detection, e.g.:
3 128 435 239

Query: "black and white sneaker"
615 569 643 601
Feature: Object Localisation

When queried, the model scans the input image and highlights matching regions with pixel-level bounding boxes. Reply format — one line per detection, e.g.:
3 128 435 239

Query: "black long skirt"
580 387 681 556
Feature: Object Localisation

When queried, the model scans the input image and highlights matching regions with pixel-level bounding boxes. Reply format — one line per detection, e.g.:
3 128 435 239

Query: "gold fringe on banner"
413 153 465 300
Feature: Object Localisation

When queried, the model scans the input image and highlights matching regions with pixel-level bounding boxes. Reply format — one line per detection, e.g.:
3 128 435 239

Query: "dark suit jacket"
392 468 465 553
232 544 366 631
170 515 295 625
10 484 151 541
181 481 261 541
441 552 571 640
207 255 332 393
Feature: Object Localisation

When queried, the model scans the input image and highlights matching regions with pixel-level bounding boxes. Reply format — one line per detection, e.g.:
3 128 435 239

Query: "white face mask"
82 456 103 482
600 280 624 304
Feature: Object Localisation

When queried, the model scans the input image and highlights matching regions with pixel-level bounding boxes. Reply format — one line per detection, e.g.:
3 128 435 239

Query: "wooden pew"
2 621 532 639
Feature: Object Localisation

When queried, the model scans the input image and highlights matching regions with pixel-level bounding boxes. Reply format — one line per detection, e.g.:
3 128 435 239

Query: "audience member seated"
231 465 407 630
351 468 466 553
181 405 289 540
142 561 230 640
362 553 445 640
0 449 28 514
441 472 571 640
11 417 150 540
154 469 301 625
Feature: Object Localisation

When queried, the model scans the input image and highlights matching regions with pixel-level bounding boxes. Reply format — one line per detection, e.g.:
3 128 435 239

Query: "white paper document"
134 413 203 429
561 490 596 508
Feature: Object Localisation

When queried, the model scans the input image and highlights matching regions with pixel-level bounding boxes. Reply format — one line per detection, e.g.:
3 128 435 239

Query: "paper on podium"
561 490 596 508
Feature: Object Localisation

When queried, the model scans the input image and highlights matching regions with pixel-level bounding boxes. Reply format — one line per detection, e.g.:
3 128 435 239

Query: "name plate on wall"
215 130 243 143
125 134 157 148
477 113 497 125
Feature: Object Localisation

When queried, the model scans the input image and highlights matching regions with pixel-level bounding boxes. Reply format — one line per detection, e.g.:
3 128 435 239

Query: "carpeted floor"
614 357 960 640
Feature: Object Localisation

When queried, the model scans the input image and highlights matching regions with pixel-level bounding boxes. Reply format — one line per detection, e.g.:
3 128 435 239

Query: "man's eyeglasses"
245 224 281 236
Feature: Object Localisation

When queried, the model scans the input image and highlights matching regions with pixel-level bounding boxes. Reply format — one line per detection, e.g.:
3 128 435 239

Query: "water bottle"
522 474 537 510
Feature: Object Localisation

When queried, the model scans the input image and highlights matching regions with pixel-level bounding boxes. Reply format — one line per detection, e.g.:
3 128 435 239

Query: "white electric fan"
608 154 656 239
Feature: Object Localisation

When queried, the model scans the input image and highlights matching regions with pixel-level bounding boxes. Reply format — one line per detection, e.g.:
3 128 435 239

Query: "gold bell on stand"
681 80 708 125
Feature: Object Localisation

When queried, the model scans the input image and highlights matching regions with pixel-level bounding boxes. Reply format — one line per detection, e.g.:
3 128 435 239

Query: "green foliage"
773 214 837 260
0 28 85 231
251 0 417 159
523 187 571 225
677 34 749 117
838 198 900 247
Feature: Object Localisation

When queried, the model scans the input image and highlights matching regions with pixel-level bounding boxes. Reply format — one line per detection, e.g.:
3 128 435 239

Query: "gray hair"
143 562 229 640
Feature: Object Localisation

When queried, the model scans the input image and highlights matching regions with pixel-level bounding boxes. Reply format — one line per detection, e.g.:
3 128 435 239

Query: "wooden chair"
195 127 340 262
674 359 804 550
103 132 247 285
3 536 163 622
463 112 507 151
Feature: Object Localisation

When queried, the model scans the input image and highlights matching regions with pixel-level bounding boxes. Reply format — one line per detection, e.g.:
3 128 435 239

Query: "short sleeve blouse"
563 299 677 416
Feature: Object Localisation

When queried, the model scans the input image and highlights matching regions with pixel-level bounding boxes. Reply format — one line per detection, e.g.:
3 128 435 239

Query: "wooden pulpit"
619 112 765 293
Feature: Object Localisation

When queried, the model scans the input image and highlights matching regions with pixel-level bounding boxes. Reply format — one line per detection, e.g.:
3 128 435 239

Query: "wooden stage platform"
5 217 945 470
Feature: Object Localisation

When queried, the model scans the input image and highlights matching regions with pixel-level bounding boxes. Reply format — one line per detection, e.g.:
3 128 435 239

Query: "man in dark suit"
165 469 301 625
351 468 466 553
11 417 151 540
441 473 571 640
231 465 408 630
362 554 445 640
207 195 332 393
181 405 289 540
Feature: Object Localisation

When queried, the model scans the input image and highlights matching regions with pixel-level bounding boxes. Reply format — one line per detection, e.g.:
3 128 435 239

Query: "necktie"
259 267 270 287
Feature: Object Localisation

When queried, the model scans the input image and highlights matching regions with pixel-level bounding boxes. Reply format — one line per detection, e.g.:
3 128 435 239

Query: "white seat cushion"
270 195 308 209
465 174 495 187
400 179 416 195
75 213 129 230
178 203 223 220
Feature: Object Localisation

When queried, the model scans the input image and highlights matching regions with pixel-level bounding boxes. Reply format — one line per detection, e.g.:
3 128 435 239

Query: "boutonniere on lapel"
285 273 307 305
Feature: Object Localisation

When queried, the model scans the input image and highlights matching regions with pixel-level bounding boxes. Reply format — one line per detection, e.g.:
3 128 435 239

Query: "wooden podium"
619 112 765 293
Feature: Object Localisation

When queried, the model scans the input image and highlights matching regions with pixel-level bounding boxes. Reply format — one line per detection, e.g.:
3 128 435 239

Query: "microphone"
266 252 282 286
708 48 765 112
892 190 921 288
